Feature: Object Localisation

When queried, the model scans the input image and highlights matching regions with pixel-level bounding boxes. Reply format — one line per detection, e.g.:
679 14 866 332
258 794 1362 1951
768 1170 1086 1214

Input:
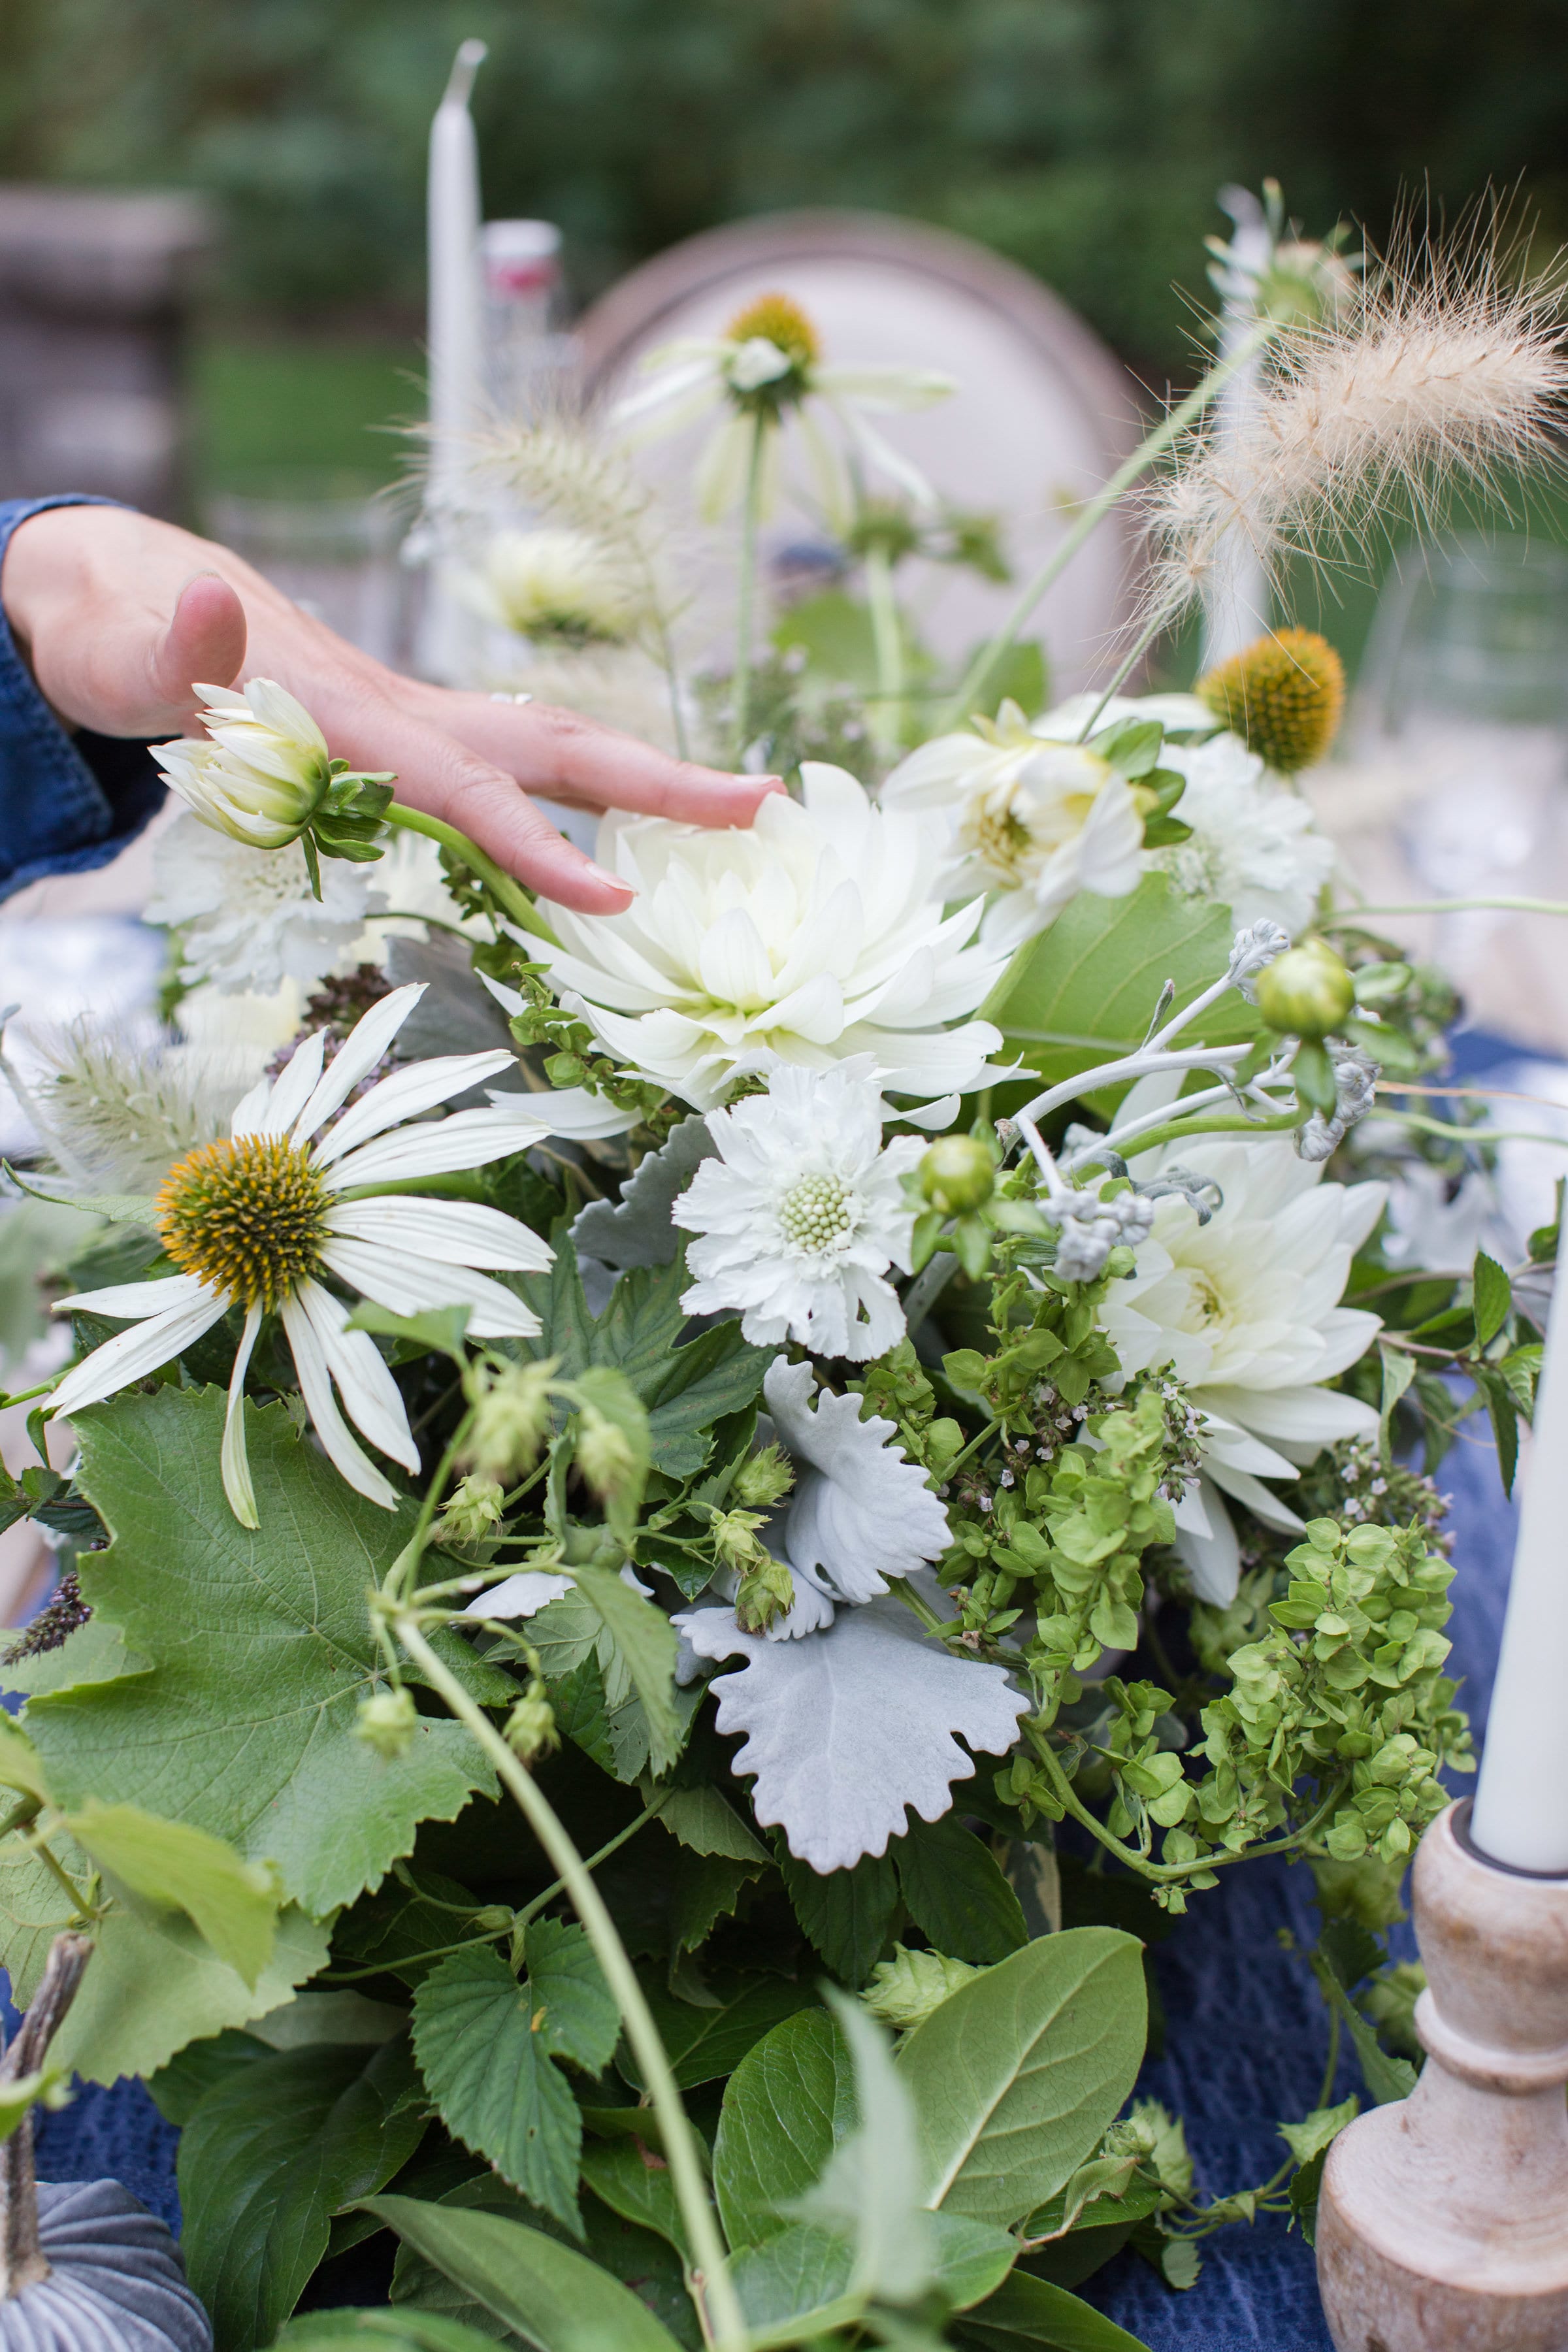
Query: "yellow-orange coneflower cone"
1196 627 1347 772
725 291 820 372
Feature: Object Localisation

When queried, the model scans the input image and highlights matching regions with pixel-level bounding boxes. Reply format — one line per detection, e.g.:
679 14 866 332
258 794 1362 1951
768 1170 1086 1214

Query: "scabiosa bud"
1254 939 1356 1037
731 1444 795 1511
918 1134 996 1216
504 1679 559 1763
355 1686 418 1760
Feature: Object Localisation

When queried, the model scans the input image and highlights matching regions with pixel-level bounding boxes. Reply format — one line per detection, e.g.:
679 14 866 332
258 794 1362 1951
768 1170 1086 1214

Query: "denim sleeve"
0 495 167 904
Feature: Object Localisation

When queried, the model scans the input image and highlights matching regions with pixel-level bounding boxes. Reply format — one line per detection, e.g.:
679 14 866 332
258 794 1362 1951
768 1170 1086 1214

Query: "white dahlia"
883 701 1145 951
1098 1122 1386 1603
48 984 559 1527
528 762 1006 1111
674 1064 924 1361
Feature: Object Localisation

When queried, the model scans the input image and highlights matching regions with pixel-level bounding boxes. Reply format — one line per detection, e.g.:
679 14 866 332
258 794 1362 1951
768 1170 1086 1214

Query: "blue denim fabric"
0 496 166 903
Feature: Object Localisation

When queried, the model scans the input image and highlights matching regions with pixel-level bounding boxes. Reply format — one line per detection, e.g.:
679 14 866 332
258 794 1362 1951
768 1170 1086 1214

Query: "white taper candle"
421 37 487 683
1471 1261 1568 1873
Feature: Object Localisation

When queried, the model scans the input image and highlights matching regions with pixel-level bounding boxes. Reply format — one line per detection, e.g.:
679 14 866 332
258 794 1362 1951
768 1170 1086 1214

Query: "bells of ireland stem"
918 1134 995 1217
1254 939 1358 1119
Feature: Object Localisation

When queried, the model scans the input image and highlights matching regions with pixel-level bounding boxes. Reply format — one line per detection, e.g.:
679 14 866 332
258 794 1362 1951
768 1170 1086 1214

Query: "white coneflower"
1141 225 1568 623
48 985 557 1527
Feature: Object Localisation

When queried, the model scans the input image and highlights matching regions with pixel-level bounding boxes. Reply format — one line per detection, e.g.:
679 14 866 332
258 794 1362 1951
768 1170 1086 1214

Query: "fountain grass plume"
11 1024 256 1191
1139 203 1568 630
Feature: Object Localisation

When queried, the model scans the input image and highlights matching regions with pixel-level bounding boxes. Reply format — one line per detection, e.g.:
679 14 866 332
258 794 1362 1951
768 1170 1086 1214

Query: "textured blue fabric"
0 495 167 902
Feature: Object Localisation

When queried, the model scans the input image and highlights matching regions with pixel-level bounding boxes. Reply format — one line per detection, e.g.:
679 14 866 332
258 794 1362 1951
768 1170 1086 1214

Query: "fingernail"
755 774 786 792
586 861 635 896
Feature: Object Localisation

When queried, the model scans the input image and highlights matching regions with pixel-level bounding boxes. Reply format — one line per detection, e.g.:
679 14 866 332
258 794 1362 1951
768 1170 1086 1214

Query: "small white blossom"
153 680 336 849
1150 733 1336 937
146 813 381 996
463 526 647 645
674 1064 924 1361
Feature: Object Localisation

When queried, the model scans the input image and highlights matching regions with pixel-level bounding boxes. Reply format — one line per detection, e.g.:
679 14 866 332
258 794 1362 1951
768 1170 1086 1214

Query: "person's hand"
0 503 781 913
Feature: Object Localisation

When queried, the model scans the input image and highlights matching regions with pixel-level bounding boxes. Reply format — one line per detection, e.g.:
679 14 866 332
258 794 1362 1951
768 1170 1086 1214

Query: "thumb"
149 572 248 723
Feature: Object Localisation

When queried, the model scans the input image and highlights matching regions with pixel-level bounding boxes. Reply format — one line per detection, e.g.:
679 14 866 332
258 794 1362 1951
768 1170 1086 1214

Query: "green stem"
939 321 1278 728
1085 1109 1302 1164
382 805 557 945
1324 897 1568 921
732 414 770 761
515 1789 670 1928
1073 607 1172 743
29 1836 93 1918
653 605 693 763
864 544 906 748
1028 1736 1348 1886
386 1410 474 1608
391 1616 746 2352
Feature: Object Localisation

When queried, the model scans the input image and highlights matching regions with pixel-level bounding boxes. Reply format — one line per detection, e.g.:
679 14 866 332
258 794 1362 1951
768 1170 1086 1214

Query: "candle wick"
442 38 488 110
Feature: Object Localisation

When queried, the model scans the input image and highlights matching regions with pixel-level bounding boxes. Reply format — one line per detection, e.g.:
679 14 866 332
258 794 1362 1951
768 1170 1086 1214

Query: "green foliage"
29 1387 496 1918
365 2195 687 2352
898 1930 1147 2227
714 2008 857 2253
411 1927 618 2235
955 2268 1154 2350
178 2038 428 2352
893 1816 1028 1966
780 1848 900 1987
63 1800 281 1987
615 1970 819 2094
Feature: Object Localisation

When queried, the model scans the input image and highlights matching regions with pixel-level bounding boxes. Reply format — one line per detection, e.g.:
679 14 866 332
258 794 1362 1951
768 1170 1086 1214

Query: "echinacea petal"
323 1196 553 1273
220 1302 265 1529
323 1106 553 1191
50 1294 230 1420
53 1273 210 1321
260 1029 327 1137
279 1292 398 1511
310 1049 518 1167
293 1276 420 1472
292 982 428 1145
316 1238 541 1340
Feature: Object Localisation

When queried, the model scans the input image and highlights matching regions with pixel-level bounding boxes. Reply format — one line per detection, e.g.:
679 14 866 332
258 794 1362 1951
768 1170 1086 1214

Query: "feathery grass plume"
1198 627 1347 771
1140 203 1568 629
19 1024 257 1190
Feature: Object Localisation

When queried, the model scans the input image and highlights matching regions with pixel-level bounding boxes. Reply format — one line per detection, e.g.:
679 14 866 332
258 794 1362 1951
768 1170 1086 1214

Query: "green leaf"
955 2268 1152 2351
63 1801 280 1987
580 2135 690 2262
3 1164 161 1228
346 1303 472 1362
1279 2092 1358 2167
0 1832 329 2083
1311 1958 1417 2107
895 1818 1029 1966
570 1564 683 1778
981 874 1254 1096
29 1388 495 1914
333 1867 487 1992
1377 1343 1416 1467
180 2038 428 2352
0 1615 148 1697
781 1848 900 1986
365 2195 688 2352
276 2310 508 2352
715 2007 857 2252
728 2222 861 2345
1472 1250 1512 1348
617 1968 819 2093
1476 1366 1522 1496
655 1784 770 1866
412 1926 617 2235
897 1929 1147 2227
792 1988 934 2302
147 2027 270 2125
927 2212 1019 2310
0 1718 50 1801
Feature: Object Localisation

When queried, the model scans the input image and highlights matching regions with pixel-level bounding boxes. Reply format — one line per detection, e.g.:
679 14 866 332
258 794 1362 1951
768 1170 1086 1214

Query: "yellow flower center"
725 292 820 371
156 1135 329 1311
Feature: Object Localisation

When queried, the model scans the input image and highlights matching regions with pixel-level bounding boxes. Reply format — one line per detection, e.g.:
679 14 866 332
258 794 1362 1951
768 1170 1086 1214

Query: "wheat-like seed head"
1139 212 1568 630
26 1026 254 1190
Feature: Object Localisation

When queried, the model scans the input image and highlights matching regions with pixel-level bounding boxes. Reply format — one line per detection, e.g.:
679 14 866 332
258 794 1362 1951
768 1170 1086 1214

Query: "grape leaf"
27 1387 495 1916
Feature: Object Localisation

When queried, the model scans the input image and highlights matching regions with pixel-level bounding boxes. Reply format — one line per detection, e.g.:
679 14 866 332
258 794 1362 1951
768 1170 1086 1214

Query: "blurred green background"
4 0 1566 674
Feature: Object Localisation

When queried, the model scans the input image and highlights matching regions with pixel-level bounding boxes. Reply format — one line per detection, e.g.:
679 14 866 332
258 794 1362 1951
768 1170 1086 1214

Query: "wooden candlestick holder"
1316 1799 1568 2351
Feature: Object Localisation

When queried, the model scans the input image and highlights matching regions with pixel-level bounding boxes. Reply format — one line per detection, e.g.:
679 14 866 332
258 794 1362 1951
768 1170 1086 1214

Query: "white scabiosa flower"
48 984 560 1527
674 1063 925 1361
1148 731 1336 936
883 702 1145 951
146 813 383 996
527 762 1006 1111
1098 1122 1386 1604
615 290 953 523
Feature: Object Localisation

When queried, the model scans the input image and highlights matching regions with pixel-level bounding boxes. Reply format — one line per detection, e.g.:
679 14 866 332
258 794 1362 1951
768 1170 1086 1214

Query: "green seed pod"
918 1134 995 1216
504 1680 559 1763
1254 940 1356 1039
355 1686 418 1761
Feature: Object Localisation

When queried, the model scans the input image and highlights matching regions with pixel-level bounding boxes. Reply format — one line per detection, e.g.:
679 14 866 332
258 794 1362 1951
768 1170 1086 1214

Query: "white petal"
279 1293 398 1510
221 1303 265 1529
311 1049 518 1167
1207 1461 1307 1536
676 1592 1027 1873
293 982 428 1143
488 1086 642 1143
295 1276 420 1471
50 1294 229 1419
54 1273 210 1321
325 1106 553 1190
261 1029 326 1137
1173 1480 1242 1606
323 1196 553 1273
463 1570 573 1619
229 1073 274 1139
316 1239 541 1339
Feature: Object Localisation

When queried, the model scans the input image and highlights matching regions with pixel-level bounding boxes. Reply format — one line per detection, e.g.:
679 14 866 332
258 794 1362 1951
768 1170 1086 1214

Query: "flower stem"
864 544 906 749
732 414 770 762
1026 1733 1348 1885
1324 896 1568 921
382 804 557 945
391 1614 746 2352
939 321 1278 729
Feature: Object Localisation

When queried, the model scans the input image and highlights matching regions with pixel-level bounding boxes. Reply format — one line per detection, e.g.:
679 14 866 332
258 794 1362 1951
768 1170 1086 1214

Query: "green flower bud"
463 1360 558 1484
918 1135 995 1217
734 1552 798 1633
355 1686 418 1761
1253 940 1356 1039
731 1444 795 1511
504 1680 559 1763
862 1944 983 2031
437 1474 506 1543
576 1407 638 1500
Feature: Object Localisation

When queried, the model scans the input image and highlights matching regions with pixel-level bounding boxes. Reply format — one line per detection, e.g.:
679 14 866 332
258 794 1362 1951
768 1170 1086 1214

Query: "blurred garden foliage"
1 0 1565 375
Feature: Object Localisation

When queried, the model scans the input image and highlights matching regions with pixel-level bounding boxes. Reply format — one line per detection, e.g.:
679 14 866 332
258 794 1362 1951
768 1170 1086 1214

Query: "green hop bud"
437 1474 506 1543
734 1552 798 1633
463 1359 558 1484
504 1680 559 1763
710 1505 770 1573
862 1944 983 2031
731 1444 795 1511
576 1407 638 1500
1253 940 1356 1038
917 1134 995 1216
355 1686 418 1761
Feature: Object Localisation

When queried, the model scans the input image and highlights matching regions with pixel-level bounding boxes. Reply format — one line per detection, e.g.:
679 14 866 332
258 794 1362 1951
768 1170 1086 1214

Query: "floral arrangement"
0 190 1560 2352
